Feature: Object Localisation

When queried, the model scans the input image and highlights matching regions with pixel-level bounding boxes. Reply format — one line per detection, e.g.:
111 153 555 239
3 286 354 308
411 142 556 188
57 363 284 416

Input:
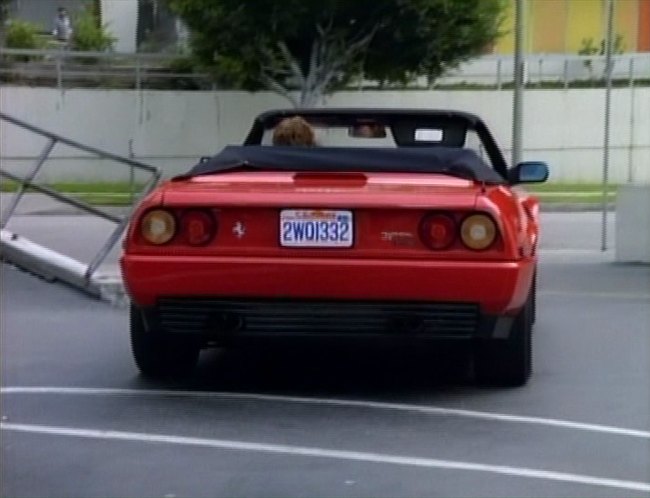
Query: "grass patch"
526 183 617 204
0 180 143 206
71 193 139 205
1 180 619 193
42 181 144 194
525 182 617 193
0 179 619 206
535 193 616 204
0 180 144 193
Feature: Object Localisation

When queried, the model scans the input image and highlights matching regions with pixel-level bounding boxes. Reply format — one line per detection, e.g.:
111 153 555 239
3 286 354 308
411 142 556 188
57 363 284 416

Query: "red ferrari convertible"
121 109 549 386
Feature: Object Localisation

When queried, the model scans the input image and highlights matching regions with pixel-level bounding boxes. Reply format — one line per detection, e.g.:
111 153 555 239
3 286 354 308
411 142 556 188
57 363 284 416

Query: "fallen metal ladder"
0 112 160 301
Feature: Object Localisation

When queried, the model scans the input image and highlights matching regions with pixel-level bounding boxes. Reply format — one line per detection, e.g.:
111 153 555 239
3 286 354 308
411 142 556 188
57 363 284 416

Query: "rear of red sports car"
121 109 548 386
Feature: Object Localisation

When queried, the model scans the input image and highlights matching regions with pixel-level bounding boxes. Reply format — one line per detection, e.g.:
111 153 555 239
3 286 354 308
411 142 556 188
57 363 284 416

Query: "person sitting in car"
272 116 316 146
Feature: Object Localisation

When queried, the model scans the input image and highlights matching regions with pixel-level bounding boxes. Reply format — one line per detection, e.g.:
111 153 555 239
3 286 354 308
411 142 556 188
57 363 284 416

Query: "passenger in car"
272 116 316 146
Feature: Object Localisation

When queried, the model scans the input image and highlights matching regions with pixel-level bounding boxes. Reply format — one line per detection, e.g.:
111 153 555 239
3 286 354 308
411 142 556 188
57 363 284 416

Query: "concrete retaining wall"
616 185 650 263
1 86 648 183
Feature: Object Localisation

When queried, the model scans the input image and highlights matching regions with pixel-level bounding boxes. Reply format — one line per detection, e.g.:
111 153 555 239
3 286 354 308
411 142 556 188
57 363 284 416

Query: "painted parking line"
2 422 649 493
2 386 648 440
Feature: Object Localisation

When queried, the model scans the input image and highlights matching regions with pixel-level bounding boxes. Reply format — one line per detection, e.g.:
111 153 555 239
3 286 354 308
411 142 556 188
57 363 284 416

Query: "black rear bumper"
140 298 499 344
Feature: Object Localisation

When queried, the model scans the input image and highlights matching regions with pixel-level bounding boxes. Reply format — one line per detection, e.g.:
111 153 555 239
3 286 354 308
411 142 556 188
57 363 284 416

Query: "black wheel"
130 304 200 378
474 292 532 387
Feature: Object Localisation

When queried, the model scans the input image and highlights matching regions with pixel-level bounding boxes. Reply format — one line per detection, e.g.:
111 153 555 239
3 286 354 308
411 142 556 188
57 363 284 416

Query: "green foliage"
5 19 43 49
166 56 195 73
578 38 598 57
578 35 625 79
578 35 625 56
363 0 507 85
166 0 506 104
71 4 116 51
157 56 205 89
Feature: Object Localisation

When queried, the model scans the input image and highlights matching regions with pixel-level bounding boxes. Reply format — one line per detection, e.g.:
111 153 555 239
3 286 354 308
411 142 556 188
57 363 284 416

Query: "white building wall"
1 87 648 184
99 0 138 53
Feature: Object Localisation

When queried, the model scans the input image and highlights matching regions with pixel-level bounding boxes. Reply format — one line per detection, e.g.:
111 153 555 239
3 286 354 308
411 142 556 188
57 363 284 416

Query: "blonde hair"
272 116 315 146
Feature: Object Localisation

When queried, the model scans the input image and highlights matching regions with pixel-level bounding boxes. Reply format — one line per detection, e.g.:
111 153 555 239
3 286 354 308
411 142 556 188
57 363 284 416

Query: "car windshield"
262 123 396 147
182 145 506 184
259 116 498 171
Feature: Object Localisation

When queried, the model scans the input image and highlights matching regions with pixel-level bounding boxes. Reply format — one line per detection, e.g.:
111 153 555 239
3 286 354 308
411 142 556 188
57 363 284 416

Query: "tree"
72 3 116 52
167 0 506 107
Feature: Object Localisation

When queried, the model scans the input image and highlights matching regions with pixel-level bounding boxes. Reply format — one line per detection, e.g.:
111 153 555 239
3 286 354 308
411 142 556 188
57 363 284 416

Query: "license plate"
280 209 353 248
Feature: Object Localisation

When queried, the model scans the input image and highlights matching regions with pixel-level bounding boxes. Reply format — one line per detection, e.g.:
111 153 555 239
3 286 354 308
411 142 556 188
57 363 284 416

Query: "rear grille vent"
157 298 479 339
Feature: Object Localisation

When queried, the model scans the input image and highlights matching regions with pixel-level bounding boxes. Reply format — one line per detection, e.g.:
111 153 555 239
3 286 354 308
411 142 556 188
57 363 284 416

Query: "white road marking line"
2 386 648 440
2 422 649 493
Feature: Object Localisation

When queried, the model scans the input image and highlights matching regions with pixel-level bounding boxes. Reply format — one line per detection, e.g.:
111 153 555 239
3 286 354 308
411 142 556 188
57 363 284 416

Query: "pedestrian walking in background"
52 7 73 47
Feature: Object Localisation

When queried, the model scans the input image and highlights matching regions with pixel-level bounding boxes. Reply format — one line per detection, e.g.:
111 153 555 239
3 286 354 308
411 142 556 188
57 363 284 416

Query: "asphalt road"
1 216 649 497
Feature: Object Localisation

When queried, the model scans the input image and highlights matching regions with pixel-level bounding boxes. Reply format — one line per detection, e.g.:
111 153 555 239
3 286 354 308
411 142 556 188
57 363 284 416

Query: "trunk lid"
158 171 487 259
163 171 479 209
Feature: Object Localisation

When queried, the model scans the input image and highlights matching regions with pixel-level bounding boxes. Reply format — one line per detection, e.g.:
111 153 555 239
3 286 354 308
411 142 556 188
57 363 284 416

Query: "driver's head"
272 116 315 146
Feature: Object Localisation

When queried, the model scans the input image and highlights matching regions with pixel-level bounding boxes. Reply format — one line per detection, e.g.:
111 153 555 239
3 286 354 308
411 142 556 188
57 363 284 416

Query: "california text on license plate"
280 209 353 248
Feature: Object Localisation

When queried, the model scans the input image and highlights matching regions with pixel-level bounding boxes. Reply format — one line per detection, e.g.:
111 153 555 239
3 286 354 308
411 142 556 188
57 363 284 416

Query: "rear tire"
130 304 200 378
474 292 532 387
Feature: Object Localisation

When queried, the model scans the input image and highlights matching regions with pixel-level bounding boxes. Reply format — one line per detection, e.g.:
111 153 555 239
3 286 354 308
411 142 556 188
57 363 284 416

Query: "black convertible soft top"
179 145 505 183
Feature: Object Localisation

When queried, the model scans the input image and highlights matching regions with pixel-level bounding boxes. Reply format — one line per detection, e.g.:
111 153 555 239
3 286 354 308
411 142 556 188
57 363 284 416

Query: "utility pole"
512 0 525 168
602 0 614 251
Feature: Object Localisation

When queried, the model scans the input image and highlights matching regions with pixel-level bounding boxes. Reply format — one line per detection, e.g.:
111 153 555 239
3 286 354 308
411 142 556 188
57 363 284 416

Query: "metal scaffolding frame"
0 112 160 297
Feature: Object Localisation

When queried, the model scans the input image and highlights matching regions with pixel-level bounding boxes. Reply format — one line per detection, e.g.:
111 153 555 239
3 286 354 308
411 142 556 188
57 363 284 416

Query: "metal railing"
0 112 160 285
380 53 650 90
1 47 648 91
437 53 650 89
0 48 213 91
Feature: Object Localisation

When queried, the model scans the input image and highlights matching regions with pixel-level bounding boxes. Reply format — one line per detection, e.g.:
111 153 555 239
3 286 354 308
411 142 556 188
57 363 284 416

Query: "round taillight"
141 209 176 245
460 214 497 250
420 213 457 250
181 210 216 246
